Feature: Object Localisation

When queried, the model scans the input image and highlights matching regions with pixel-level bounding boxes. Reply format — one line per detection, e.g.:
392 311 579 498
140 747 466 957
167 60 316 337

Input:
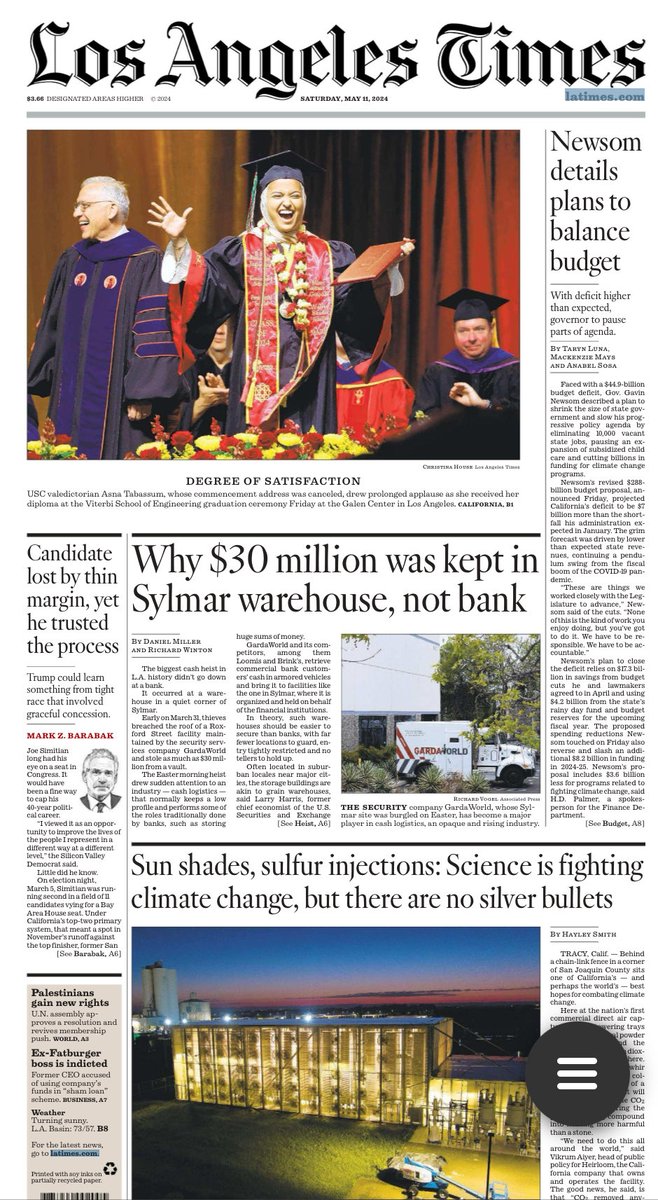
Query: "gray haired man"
80 748 121 813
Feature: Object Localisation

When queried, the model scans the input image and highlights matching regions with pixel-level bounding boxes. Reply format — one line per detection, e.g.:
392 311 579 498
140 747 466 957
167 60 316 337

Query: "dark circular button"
526 1021 629 1125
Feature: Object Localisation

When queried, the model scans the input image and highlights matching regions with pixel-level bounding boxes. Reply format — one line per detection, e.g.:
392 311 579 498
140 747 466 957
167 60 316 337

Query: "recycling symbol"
103 1162 117 1175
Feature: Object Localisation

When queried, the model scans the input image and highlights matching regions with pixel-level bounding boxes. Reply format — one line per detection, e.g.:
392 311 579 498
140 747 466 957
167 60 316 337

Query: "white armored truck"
396 721 535 788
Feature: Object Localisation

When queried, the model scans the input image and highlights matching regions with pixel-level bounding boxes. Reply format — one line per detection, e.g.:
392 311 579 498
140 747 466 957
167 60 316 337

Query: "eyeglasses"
73 199 113 213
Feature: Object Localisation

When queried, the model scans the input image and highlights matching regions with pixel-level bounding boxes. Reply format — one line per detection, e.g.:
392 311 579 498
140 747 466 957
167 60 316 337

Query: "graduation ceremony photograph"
27 129 519 462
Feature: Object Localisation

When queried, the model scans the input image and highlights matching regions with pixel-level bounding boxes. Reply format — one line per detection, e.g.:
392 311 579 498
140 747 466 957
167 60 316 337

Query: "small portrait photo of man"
80 748 121 813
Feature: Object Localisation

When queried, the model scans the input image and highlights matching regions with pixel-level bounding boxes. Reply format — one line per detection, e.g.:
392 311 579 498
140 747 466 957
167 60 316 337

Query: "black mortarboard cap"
241 150 325 191
439 286 509 322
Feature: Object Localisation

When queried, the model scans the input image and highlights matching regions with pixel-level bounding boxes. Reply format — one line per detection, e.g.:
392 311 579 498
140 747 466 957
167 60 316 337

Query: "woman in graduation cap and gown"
416 288 520 417
149 152 412 435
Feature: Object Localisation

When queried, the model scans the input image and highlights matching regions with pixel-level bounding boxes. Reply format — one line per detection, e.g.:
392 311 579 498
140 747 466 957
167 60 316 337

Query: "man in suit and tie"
80 748 121 813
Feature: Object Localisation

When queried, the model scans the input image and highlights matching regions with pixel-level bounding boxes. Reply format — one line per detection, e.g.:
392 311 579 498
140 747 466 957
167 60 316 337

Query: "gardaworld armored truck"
396 721 535 788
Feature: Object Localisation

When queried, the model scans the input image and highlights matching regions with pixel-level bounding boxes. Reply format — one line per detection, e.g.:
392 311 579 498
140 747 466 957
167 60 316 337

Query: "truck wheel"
414 761 432 780
499 765 525 787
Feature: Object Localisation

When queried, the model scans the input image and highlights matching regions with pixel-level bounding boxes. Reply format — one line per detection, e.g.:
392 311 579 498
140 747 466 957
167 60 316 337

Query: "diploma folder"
334 241 411 285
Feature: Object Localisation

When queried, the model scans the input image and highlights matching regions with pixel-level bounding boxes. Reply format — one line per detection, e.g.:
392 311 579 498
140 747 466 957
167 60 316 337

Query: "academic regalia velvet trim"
434 346 519 373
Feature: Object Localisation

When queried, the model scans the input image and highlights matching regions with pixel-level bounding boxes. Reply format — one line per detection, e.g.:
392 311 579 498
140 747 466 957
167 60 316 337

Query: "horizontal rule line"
130 841 646 848
27 532 122 537
131 532 542 538
27 110 646 120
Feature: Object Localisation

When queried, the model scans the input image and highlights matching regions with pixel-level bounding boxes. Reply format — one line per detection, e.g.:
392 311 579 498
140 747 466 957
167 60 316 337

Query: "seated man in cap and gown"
416 287 519 417
149 151 413 435
179 320 233 437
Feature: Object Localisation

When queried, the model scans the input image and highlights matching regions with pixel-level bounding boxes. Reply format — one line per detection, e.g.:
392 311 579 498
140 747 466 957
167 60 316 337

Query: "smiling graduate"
150 151 412 435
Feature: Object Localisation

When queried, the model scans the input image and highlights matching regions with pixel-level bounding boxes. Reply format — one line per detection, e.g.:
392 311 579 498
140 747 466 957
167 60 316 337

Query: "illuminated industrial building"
171 1016 537 1141
172 1017 451 1122
429 1056 538 1145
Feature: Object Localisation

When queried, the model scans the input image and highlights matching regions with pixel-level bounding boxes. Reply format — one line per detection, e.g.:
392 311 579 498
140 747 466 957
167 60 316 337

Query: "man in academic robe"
335 337 414 438
28 176 187 459
416 288 519 418
149 151 413 435
79 748 121 813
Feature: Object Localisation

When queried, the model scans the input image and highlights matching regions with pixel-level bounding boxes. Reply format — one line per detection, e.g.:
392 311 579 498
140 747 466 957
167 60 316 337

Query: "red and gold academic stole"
241 231 334 427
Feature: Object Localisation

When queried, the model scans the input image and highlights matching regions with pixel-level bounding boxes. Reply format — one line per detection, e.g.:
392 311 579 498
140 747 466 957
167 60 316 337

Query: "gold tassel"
245 375 256 416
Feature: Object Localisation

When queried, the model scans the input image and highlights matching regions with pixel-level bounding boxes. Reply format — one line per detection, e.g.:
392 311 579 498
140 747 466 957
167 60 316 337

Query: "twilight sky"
132 926 539 1010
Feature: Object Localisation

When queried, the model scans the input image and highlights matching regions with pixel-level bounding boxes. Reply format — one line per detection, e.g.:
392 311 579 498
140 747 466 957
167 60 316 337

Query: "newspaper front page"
7 3 655 1198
